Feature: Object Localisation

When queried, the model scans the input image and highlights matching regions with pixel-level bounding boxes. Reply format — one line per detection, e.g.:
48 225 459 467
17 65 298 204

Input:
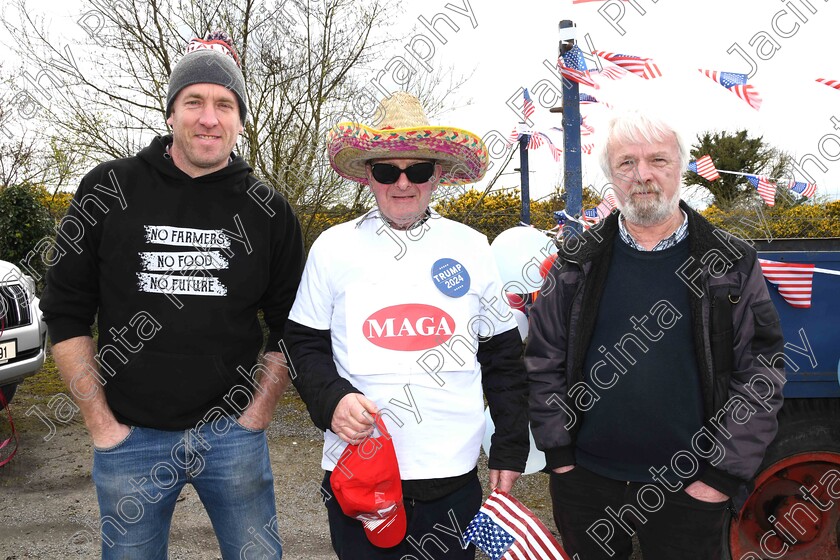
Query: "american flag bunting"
584 192 618 222
747 175 776 206
579 93 600 105
758 259 815 308
527 133 545 150
687 155 721 181
549 143 563 162
788 180 817 198
464 489 570 560
816 78 840 90
580 115 595 136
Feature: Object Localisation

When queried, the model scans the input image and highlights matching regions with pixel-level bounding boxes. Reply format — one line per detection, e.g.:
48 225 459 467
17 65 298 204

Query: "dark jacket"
40 135 305 429
526 201 784 498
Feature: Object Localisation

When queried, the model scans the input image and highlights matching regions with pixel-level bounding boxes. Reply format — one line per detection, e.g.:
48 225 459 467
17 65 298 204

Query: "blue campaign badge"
431 258 471 298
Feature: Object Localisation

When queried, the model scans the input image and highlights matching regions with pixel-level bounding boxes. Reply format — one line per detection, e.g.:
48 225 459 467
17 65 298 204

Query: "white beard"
618 183 681 227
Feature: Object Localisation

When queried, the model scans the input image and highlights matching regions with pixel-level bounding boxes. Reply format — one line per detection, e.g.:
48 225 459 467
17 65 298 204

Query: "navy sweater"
575 236 705 482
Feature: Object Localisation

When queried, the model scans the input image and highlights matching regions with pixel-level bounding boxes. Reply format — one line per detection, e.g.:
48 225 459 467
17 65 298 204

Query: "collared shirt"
618 210 689 251
354 207 433 230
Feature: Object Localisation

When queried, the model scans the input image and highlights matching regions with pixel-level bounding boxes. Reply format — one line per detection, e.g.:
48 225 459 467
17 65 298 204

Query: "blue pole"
519 134 531 225
559 20 582 236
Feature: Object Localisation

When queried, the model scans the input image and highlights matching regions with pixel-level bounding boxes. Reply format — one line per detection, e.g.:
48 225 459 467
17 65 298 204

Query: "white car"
0 260 47 408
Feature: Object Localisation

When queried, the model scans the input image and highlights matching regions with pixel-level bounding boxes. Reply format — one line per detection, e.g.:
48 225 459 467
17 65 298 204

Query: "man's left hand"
685 480 729 503
489 469 521 493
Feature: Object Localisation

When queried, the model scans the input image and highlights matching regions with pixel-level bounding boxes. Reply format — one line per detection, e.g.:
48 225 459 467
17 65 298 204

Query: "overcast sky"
15 0 840 206
392 0 840 205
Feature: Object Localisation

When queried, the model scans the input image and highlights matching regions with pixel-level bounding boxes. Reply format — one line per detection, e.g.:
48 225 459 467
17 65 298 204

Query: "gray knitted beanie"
166 31 247 123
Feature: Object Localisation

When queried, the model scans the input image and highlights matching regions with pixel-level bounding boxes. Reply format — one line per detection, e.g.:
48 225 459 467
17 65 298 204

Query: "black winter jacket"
526 202 785 498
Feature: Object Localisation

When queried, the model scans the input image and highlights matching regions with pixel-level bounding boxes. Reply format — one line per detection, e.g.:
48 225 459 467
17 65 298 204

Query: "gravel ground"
0 372 564 560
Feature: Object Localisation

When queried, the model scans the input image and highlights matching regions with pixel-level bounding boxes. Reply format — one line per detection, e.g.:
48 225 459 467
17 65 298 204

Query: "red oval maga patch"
363 304 456 351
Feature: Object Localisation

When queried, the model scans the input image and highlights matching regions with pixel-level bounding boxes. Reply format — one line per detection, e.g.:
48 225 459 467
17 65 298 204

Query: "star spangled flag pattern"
687 155 721 181
701 70 747 87
464 489 570 560
747 175 776 206
788 180 817 198
816 78 840 90
523 88 535 121
758 259 815 308
699 69 762 110
558 45 599 88
594 51 662 79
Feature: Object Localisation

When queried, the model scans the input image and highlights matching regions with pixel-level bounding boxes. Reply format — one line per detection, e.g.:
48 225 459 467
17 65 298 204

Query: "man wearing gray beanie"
41 30 303 560
166 31 248 124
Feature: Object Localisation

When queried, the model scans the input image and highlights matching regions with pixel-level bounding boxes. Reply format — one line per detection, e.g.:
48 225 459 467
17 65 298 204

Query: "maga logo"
364 304 455 351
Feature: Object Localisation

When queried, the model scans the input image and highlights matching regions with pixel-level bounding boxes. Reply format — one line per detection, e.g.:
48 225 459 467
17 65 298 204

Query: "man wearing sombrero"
285 92 529 559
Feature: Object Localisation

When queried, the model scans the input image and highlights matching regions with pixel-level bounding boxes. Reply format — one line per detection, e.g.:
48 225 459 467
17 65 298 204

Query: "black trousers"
322 470 482 560
550 466 729 560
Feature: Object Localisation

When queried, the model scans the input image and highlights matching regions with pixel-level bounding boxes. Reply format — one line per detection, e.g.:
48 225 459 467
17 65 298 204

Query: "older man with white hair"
526 110 785 559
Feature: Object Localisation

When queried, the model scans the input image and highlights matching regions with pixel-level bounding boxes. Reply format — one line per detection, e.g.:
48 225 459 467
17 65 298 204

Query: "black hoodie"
41 136 305 429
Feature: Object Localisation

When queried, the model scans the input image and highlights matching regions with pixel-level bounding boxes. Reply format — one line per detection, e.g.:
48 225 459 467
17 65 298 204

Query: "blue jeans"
92 417 282 560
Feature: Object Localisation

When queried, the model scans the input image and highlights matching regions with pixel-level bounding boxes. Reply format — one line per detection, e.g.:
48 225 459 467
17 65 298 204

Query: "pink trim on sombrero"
328 123 489 186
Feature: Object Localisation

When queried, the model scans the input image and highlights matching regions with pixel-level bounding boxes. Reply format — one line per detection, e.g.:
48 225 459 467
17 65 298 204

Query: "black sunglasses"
370 162 436 185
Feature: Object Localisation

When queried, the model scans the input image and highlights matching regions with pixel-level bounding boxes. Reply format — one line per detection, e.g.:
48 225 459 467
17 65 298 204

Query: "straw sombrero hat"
327 92 489 186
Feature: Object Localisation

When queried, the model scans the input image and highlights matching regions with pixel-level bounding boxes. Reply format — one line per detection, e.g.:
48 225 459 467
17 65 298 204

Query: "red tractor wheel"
728 399 840 559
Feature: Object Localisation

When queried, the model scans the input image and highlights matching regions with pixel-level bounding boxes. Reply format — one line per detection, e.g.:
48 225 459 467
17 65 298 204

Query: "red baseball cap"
330 417 406 548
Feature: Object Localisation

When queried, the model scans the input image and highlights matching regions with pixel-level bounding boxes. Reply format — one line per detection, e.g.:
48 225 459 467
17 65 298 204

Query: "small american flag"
507 127 520 145
464 489 570 560
687 155 720 181
699 70 762 110
523 88 535 121
758 259 815 308
595 51 662 79
788 180 817 198
581 143 594 155
587 192 618 221
816 78 840 90
747 175 776 206
558 45 599 88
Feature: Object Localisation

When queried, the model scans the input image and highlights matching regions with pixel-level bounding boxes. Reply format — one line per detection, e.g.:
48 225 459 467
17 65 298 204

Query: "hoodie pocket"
108 350 233 426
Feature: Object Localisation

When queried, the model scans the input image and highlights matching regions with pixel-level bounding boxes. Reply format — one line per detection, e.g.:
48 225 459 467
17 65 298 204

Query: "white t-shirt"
288 210 517 479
